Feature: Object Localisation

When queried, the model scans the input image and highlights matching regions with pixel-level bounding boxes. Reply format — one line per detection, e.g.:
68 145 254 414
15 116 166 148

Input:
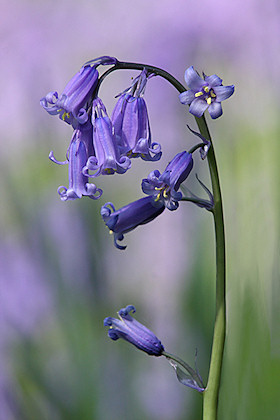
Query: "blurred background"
1 0 280 419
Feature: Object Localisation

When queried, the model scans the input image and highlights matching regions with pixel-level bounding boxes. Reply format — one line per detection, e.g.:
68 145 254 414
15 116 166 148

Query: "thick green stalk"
97 62 226 419
195 117 226 420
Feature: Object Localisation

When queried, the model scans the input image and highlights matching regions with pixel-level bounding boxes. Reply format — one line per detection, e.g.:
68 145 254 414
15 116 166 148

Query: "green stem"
98 61 226 420
194 116 225 420
162 351 205 390
95 61 186 96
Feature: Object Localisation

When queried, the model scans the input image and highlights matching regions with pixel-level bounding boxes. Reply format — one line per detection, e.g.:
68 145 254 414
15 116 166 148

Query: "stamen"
210 91 216 98
207 97 212 105
163 189 169 198
154 193 161 202
204 86 210 93
61 111 70 121
195 91 203 97
109 230 113 235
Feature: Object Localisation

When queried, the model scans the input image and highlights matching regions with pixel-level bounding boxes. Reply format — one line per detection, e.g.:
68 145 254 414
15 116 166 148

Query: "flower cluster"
41 58 233 245
41 57 162 203
41 58 234 396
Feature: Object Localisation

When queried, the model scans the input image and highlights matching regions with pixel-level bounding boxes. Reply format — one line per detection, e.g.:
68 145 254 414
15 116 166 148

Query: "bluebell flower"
40 57 117 127
111 70 162 161
101 151 194 248
49 121 102 201
83 98 131 177
40 65 98 127
179 66 234 119
104 305 164 356
101 197 165 250
142 151 193 210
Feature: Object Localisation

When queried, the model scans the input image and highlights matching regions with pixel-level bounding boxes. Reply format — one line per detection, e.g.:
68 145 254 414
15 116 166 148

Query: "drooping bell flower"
101 197 165 250
111 70 162 161
101 151 194 249
50 121 102 201
142 151 193 210
40 65 98 127
83 98 131 177
104 305 165 356
40 56 117 127
179 66 234 119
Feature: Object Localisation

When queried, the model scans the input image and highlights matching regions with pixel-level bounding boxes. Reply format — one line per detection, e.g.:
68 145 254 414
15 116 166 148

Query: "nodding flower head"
49 121 102 201
111 69 162 162
40 65 99 127
179 66 234 119
101 151 193 249
101 197 165 250
104 305 165 356
83 98 131 178
142 151 193 210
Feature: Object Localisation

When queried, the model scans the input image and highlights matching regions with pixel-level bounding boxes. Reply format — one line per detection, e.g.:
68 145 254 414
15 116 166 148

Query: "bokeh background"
1 0 280 419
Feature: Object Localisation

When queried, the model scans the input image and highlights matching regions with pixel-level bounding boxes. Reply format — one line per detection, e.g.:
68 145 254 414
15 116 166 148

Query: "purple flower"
50 121 102 201
179 66 234 119
83 98 131 177
101 197 165 250
111 70 162 161
40 56 117 127
104 305 164 356
142 151 193 210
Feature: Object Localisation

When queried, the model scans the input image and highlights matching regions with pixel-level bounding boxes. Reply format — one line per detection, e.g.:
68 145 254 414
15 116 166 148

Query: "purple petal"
132 138 162 161
213 85 235 102
184 66 205 91
179 90 195 105
83 56 117 67
189 98 208 118
101 197 165 249
204 74 223 87
208 102 223 119
104 305 164 356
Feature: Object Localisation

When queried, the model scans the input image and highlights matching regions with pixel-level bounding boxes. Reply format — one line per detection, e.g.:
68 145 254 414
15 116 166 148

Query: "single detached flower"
142 151 193 210
104 305 164 356
83 98 131 177
50 121 102 201
179 66 234 119
111 70 162 161
101 197 165 250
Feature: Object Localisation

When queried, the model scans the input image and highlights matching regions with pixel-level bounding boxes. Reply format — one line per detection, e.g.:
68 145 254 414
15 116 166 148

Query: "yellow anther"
155 187 162 191
109 230 113 235
207 97 212 105
210 91 216 98
61 112 70 121
195 91 203 97
204 86 210 93
105 168 116 174
163 189 169 198
154 193 161 202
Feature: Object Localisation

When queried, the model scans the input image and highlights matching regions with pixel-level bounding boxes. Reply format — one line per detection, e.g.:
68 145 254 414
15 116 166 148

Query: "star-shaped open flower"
179 66 234 119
